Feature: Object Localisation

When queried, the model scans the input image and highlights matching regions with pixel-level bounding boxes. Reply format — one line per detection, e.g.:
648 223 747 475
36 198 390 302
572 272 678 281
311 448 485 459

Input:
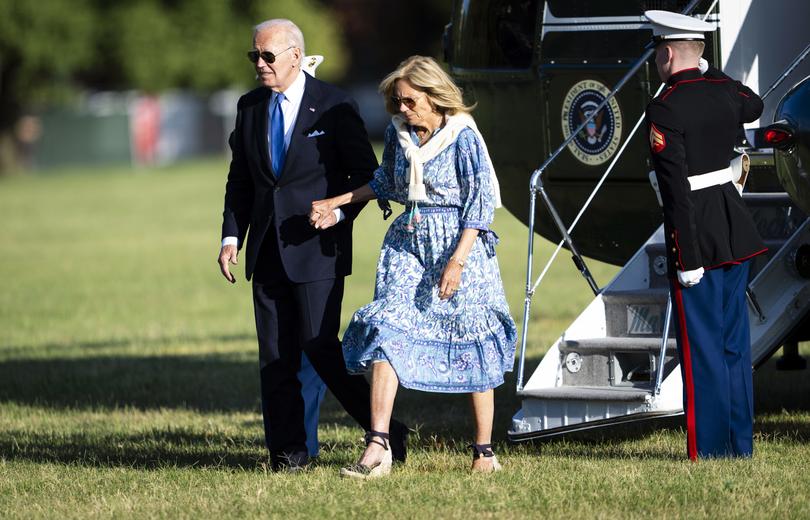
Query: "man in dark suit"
644 10 767 460
217 19 406 471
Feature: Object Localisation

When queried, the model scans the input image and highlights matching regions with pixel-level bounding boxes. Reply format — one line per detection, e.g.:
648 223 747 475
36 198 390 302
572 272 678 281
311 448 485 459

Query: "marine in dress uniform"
644 10 767 459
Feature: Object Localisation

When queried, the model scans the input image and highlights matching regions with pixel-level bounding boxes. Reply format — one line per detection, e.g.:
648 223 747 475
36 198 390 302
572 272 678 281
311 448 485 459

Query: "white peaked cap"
302 55 324 77
645 10 714 42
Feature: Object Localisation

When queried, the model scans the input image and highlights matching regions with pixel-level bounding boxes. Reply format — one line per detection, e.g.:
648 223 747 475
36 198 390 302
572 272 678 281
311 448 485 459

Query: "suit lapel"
279 73 321 180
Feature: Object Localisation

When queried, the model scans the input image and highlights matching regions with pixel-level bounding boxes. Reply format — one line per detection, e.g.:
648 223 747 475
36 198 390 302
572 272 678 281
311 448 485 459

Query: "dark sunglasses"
247 46 294 64
390 95 422 110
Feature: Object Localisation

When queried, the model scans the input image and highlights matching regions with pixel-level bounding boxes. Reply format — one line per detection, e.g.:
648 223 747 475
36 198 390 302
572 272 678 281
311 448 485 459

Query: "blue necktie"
270 93 286 176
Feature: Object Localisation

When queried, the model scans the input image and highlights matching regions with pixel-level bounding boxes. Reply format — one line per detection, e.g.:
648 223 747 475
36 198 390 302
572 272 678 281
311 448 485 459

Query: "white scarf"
392 113 502 208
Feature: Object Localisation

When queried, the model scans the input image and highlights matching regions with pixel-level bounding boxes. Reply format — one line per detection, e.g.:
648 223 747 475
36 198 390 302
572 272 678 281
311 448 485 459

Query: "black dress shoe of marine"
389 420 409 463
271 450 309 473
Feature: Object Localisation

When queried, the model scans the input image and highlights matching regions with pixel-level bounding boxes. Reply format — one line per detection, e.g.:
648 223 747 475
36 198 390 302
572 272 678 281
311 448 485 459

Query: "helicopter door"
536 0 719 264
446 0 545 202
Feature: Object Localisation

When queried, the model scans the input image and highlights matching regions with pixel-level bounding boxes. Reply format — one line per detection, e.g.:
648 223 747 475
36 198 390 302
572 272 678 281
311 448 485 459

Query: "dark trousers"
671 262 753 460
252 237 372 458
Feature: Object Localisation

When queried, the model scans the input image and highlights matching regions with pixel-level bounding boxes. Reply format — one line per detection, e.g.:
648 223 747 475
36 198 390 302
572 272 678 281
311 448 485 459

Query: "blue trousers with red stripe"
671 262 754 460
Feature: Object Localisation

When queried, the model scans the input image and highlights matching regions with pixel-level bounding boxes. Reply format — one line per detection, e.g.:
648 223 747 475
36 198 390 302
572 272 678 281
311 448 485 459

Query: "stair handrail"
654 296 673 395
516 0 709 392
761 42 810 101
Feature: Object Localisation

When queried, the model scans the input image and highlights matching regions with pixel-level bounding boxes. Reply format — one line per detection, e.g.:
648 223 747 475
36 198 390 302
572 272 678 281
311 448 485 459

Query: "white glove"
677 267 704 287
698 58 709 74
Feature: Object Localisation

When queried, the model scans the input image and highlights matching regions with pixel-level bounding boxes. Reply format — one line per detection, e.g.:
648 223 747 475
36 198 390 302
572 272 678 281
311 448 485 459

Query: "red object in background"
131 96 160 165
763 127 793 147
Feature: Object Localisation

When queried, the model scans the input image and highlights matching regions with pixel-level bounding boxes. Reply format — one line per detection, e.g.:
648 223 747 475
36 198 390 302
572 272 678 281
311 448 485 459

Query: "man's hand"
218 244 239 284
438 260 463 300
677 267 704 288
310 198 339 230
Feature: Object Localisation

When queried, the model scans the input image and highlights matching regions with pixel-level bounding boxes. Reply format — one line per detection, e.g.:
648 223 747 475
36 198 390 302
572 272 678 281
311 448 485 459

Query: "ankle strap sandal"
340 430 393 480
469 443 495 460
365 430 390 451
469 443 502 473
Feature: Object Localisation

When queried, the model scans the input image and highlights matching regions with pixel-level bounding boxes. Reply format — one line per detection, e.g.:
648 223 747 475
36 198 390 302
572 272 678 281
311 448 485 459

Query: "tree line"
0 0 349 172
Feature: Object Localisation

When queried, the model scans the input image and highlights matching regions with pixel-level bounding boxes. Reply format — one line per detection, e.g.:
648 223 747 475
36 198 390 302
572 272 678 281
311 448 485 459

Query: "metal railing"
761 43 810 101
516 0 706 392
516 0 810 395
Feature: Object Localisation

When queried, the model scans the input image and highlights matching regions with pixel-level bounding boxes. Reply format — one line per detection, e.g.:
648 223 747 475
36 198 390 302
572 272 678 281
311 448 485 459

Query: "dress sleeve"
455 128 494 230
369 124 402 202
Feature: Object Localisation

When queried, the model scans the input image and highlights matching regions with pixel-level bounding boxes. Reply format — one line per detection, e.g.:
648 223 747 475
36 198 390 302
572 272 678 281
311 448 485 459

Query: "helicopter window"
545 0 711 17
452 0 537 68
540 31 650 63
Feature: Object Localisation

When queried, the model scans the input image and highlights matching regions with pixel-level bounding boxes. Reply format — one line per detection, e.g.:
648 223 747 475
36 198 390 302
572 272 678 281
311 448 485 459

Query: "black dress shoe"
389 420 409 463
271 450 309 473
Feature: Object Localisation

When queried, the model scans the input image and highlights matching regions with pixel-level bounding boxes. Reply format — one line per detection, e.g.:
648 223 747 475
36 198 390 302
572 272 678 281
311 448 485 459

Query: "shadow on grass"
1 346 807 419
753 357 810 413
350 352 810 454
0 353 262 412
0 428 269 471
0 333 255 359
0 345 808 470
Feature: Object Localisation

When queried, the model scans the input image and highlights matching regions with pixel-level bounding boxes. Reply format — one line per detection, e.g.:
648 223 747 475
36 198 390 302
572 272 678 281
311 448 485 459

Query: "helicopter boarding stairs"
509 202 810 441
507 1 810 440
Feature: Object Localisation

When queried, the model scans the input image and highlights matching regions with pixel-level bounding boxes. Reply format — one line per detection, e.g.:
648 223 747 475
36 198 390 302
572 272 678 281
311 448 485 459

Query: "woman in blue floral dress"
309 56 516 477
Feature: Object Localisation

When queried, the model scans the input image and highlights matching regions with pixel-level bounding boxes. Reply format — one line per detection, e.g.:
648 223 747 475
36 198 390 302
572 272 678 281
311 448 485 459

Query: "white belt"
688 166 734 191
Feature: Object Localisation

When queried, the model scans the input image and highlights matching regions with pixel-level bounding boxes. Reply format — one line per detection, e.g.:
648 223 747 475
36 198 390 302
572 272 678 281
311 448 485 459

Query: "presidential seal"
561 79 623 166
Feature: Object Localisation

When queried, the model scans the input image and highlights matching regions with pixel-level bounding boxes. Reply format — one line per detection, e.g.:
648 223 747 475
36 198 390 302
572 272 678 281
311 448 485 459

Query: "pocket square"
307 130 325 138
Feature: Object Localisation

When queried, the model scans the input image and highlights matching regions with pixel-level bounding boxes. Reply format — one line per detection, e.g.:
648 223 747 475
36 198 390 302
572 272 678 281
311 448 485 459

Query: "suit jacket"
645 67 767 275
221 73 378 282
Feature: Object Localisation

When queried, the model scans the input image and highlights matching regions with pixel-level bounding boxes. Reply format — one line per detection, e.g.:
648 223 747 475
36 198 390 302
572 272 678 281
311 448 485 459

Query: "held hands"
309 198 339 230
677 267 704 288
218 244 238 284
438 257 464 300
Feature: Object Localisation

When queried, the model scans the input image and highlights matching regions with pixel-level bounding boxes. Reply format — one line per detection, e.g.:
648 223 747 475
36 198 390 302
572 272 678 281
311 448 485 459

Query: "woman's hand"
309 198 339 229
309 185 377 229
438 258 463 300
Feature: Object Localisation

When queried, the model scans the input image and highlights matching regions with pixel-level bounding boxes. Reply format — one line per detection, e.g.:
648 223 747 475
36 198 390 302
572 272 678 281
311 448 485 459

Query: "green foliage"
96 0 348 92
0 0 348 104
0 0 349 171
0 0 97 114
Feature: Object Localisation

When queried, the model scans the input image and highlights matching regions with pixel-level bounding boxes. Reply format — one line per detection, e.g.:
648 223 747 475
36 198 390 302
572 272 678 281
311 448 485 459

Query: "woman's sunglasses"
247 47 294 64
390 95 423 110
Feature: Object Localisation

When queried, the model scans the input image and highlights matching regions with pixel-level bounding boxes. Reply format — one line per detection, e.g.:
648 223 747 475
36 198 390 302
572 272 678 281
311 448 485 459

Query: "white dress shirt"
222 71 343 249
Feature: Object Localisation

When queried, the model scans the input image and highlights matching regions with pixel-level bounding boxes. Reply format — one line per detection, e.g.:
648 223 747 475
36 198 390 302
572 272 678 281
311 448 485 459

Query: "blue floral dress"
342 123 517 393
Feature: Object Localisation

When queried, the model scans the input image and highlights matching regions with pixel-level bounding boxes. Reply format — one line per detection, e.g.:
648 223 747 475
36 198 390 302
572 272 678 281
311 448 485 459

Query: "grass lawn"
1 159 809 518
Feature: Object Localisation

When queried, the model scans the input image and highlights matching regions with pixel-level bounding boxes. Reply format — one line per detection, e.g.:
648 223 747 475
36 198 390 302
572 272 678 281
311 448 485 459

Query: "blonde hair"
379 55 474 115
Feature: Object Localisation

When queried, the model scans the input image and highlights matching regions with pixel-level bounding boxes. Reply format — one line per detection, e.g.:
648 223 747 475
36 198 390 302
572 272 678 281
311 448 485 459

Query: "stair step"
517 386 651 402
601 288 669 305
602 288 672 337
562 337 677 353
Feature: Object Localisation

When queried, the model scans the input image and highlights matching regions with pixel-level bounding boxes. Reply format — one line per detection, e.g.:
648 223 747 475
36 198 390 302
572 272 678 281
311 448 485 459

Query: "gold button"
672 247 676 252
670 233 675 239
675 262 680 267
